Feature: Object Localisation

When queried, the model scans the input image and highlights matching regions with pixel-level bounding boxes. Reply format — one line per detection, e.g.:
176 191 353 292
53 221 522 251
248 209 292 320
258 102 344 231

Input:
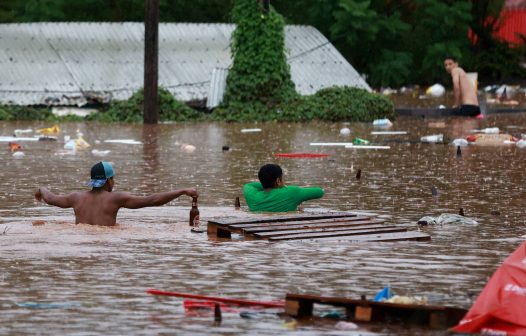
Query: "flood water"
1 115 526 335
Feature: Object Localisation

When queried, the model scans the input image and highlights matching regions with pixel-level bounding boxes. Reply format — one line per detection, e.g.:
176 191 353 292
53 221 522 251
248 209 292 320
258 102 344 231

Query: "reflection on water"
1 115 526 335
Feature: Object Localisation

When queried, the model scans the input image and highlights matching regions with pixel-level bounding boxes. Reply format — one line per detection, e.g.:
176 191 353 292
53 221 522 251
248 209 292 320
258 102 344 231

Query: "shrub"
213 86 394 122
88 88 202 123
0 105 54 120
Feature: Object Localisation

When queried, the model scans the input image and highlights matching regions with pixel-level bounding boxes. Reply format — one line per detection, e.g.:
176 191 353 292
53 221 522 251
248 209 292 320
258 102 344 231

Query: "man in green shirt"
243 164 324 212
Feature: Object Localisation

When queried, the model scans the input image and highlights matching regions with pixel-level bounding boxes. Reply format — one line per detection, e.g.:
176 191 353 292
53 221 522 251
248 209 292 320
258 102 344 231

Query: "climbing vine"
220 0 297 115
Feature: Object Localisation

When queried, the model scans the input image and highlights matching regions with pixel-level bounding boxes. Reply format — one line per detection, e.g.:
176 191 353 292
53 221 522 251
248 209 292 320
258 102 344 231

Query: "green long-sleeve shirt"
243 182 324 212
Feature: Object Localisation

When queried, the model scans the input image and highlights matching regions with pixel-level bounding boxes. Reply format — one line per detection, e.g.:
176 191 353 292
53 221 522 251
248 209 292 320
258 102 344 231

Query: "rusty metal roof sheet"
0 22 370 107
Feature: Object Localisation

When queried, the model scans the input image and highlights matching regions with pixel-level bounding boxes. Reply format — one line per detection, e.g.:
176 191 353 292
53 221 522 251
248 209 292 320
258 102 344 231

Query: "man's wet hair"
444 55 457 62
258 164 283 189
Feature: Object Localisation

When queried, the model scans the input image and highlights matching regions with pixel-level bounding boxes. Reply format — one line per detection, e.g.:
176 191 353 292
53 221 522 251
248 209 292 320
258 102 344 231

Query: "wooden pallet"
206 212 430 242
285 293 467 329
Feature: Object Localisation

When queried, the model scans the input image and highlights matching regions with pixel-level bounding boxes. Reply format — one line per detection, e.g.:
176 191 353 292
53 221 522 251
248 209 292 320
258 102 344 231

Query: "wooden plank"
267 227 407 241
251 224 396 237
242 219 385 234
207 212 361 226
285 294 466 328
230 216 373 229
305 231 431 242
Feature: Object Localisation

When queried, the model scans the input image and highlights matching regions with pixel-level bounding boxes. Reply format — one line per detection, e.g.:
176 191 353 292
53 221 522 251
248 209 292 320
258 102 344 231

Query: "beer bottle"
189 197 199 227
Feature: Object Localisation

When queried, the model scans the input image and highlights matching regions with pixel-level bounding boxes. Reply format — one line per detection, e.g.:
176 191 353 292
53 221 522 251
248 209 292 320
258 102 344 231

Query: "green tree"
220 0 297 116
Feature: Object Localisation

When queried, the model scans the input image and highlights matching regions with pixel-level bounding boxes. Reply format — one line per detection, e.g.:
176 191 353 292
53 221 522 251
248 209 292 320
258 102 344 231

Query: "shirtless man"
444 56 480 117
34 161 198 226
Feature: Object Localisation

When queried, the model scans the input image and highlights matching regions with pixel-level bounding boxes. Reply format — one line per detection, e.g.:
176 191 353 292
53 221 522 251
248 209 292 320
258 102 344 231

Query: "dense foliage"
220 0 297 117
214 86 394 122
87 88 201 123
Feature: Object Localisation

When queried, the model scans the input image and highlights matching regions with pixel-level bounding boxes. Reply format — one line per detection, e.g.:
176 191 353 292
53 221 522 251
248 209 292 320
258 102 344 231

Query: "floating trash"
0 136 39 142
8 142 21 151
352 138 370 145
240 128 262 133
372 118 392 127
181 144 196 153
371 131 407 135
13 129 32 136
12 151 25 158
426 83 445 97
91 149 111 156
345 145 390 149
516 140 526 148
451 139 469 147
420 134 444 143
103 139 142 145
334 321 359 330
36 125 60 135
339 127 351 136
417 213 478 226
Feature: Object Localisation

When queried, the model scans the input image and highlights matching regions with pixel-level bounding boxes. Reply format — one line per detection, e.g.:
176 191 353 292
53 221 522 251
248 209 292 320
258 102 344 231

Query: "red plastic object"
146 289 285 308
8 142 21 151
475 114 485 119
466 135 478 142
451 241 526 335
273 153 329 158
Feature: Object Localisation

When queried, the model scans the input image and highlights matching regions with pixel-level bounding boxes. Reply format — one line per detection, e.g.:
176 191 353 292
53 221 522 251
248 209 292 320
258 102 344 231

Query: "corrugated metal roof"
0 22 370 107
206 68 229 109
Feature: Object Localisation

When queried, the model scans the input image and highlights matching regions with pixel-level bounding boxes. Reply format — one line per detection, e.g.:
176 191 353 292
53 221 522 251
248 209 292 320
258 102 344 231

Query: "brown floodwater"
1 115 526 335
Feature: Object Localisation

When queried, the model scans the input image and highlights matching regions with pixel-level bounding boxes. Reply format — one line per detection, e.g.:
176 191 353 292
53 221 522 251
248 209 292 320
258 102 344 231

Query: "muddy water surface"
1 115 526 335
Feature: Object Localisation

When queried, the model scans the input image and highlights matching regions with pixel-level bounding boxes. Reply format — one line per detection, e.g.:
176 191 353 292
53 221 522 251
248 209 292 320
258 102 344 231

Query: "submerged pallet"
207 212 430 242
285 293 467 329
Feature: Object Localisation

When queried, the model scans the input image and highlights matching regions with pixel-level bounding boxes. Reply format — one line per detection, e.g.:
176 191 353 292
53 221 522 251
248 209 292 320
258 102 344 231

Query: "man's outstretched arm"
35 187 77 208
118 188 199 209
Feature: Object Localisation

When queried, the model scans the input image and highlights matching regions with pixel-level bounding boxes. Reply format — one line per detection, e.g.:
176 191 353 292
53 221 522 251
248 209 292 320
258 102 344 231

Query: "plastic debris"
320 311 345 319
345 145 390 149
426 83 445 97
64 140 77 151
12 151 25 158
8 142 22 152
468 133 515 146
372 118 393 127
385 295 427 305
353 138 370 145
181 144 196 153
371 131 407 135
339 127 351 136
240 128 262 133
103 139 142 145
310 142 354 147
420 134 444 143
75 136 90 149
451 139 469 147
13 129 32 136
417 213 478 226
36 125 60 135
91 149 111 156
335 321 359 330
373 286 393 302
0 136 39 142
516 140 526 148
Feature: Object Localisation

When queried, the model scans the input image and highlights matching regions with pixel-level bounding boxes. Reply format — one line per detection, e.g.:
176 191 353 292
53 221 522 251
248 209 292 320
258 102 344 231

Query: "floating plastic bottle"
372 118 392 127
353 137 370 145
339 127 351 136
420 134 443 143
516 140 526 149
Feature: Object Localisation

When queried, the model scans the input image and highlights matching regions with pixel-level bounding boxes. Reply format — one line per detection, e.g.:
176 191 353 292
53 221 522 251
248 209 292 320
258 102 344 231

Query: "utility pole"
143 0 159 124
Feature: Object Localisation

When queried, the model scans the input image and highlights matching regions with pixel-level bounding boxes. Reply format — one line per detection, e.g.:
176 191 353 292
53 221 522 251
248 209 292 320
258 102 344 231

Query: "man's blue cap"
88 161 115 188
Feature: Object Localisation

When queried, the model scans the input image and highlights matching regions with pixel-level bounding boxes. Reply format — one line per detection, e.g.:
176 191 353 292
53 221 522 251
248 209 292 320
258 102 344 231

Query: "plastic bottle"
353 138 370 145
189 197 199 227
372 118 392 127
420 134 443 143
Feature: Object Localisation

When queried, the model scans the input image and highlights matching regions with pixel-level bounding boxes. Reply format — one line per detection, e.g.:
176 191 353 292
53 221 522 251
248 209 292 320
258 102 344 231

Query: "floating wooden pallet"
285 293 467 329
207 212 430 242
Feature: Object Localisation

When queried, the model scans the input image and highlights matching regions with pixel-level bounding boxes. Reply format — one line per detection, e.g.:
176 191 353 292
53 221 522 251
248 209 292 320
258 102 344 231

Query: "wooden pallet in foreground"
206 212 430 242
285 293 467 329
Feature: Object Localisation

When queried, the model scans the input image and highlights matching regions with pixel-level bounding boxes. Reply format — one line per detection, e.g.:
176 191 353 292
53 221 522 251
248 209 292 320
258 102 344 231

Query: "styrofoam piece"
370 131 407 135
310 142 354 146
0 136 39 142
103 139 143 145
345 145 390 149
240 128 262 133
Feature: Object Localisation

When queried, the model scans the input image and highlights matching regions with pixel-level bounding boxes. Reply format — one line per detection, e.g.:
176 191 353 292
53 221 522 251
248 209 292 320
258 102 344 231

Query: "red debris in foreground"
451 241 526 335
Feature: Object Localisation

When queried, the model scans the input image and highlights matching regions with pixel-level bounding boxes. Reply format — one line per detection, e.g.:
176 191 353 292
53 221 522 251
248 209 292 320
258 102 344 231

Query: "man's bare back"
35 161 198 226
